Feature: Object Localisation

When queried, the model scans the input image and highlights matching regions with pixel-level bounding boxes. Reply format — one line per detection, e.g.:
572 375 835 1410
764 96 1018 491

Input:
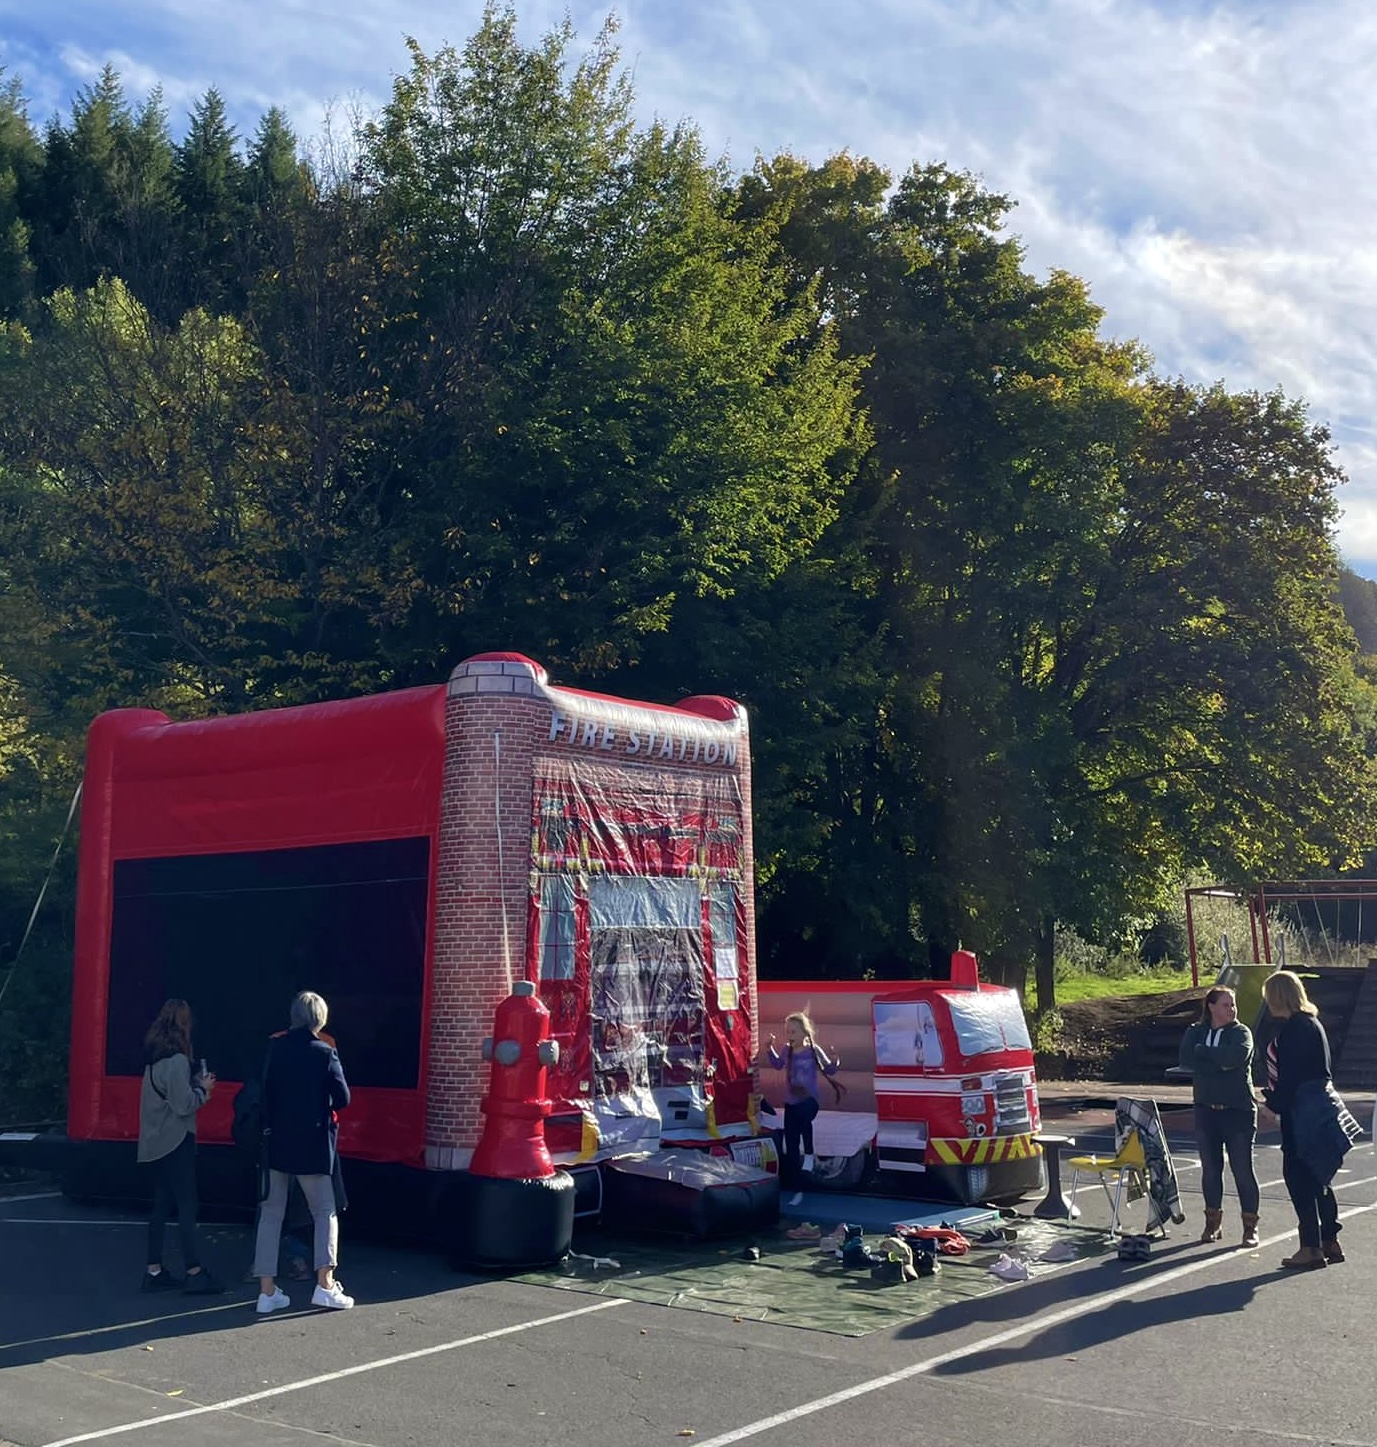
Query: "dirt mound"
1036 987 1207 1081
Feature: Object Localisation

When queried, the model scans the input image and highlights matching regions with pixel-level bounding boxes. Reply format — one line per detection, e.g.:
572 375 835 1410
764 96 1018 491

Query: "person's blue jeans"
1194 1105 1259 1213
781 1097 819 1189
1281 1125 1340 1248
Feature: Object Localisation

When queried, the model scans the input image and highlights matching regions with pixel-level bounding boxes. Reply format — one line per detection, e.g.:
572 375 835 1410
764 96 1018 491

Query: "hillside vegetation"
3 6 1377 1123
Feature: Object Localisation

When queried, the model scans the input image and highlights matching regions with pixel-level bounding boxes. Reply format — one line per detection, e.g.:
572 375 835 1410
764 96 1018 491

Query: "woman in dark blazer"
251 991 353 1312
1261 970 1341 1271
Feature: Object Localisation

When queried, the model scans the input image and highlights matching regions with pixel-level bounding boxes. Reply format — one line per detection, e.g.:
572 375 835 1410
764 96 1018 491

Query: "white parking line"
690 1200 1377 1447
0 1190 64 1206
3 1218 144 1226
3 1300 250 1353
41 1297 628 1446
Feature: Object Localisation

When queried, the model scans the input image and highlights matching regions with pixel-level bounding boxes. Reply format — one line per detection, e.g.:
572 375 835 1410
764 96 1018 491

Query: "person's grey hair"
290 991 329 1032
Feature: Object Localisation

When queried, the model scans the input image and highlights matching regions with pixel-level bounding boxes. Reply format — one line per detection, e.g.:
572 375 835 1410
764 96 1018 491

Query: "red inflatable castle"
64 654 761 1229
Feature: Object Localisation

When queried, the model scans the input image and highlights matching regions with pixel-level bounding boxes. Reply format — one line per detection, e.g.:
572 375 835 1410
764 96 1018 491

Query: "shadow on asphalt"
0 1209 486 1370
889 1233 1247 1348
927 1272 1270 1371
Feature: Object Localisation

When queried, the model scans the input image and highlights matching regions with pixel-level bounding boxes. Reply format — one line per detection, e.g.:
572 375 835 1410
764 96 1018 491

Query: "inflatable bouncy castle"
64 654 762 1231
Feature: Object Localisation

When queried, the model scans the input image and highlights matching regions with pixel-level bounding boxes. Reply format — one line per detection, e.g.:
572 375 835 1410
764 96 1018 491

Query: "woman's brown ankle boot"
1199 1208 1223 1243
1280 1245 1326 1270
1240 1213 1259 1248
1322 1238 1345 1263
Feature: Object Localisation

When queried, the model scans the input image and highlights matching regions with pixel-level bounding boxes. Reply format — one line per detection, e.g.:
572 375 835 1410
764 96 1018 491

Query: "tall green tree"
172 88 245 312
343 6 864 679
730 156 1377 999
26 67 179 315
0 70 40 316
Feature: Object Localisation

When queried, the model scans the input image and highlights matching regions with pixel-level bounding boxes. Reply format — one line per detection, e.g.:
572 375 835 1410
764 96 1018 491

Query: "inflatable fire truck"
758 954 1044 1206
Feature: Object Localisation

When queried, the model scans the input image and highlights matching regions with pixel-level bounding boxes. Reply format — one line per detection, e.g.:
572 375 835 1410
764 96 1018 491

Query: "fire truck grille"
993 1075 1031 1132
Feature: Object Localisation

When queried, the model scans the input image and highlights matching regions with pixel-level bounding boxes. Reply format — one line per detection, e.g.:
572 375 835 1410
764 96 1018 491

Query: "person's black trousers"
146 1132 203 1271
1281 1141 1339 1248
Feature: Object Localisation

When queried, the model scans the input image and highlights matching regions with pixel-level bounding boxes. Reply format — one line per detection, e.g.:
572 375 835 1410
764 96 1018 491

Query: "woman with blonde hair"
766 1010 840 1207
252 991 353 1313
1261 970 1349 1270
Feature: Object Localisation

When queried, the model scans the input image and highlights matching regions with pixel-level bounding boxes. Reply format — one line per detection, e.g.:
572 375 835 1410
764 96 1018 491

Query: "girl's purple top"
768 1041 837 1104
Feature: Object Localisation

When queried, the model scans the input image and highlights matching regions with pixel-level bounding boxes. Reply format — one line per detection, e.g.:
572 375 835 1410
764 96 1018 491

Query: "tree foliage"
0 1 1374 1129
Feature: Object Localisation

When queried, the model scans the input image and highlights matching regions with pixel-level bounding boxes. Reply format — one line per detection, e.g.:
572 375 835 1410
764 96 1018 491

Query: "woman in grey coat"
137 998 223 1293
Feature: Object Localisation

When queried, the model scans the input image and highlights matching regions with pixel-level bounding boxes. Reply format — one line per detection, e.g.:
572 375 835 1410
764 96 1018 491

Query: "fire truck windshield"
941 990 1033 1057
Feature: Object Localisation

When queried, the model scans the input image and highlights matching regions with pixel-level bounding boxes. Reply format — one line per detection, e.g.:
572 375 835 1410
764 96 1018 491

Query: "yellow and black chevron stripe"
929 1133 1040 1166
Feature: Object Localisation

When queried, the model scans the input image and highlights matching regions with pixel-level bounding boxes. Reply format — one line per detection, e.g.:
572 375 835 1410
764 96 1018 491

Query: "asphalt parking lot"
3 1114 1375 1447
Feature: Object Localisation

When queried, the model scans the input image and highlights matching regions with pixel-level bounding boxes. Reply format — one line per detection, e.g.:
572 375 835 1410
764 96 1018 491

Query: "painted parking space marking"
2 1301 251 1354
41 1297 628 1447
689 1200 1377 1447
3 1218 146 1226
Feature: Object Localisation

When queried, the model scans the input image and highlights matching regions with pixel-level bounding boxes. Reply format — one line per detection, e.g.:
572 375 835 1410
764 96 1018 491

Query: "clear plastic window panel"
538 875 577 981
588 876 706 1097
874 999 945 1068
707 882 739 981
942 990 1033 1056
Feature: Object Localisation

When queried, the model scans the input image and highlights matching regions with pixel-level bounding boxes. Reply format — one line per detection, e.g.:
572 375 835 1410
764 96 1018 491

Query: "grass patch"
1033 966 1189 1013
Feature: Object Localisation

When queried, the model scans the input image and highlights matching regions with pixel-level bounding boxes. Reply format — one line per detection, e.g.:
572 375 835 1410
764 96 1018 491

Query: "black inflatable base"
443 1170 576 1272
600 1159 778 1241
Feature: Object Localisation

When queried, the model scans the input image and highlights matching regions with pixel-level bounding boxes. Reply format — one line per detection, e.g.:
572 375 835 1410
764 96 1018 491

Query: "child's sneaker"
311 1282 355 1310
817 1224 848 1254
256 1288 291 1315
989 1252 1030 1281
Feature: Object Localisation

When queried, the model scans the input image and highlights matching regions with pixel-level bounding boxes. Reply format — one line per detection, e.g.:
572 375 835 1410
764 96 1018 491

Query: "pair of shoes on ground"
816 1223 849 1254
1117 1234 1152 1262
257 1280 355 1313
786 1221 822 1240
988 1252 1031 1281
972 1226 1018 1246
1038 1239 1078 1264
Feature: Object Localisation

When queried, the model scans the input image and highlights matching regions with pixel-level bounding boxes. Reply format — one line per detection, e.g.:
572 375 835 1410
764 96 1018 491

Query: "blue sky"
4 0 1377 575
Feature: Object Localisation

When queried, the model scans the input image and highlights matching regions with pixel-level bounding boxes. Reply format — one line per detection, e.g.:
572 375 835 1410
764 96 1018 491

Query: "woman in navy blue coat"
251 992 353 1312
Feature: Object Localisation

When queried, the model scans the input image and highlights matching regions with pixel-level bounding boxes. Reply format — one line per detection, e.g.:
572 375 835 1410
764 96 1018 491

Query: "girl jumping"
767 1011 840 1206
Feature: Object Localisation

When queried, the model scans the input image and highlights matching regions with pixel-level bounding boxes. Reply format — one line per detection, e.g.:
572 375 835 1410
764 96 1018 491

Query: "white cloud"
4 0 1377 572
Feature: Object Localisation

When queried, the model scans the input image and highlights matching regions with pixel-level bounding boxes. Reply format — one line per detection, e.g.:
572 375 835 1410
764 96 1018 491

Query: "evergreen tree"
173 88 244 310
0 70 41 316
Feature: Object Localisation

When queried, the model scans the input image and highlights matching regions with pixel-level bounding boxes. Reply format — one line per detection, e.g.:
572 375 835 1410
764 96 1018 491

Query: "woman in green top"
1178 985 1261 1247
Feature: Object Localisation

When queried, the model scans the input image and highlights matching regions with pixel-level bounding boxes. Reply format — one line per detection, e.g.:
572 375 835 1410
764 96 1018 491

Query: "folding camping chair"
1065 1127 1147 1236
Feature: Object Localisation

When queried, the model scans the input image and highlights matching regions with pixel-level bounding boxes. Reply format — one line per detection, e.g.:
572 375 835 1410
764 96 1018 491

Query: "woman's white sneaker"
256 1288 291 1315
311 1282 355 1310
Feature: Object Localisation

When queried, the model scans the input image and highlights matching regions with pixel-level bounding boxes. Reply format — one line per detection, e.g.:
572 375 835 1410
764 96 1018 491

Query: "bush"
0 937 71 1127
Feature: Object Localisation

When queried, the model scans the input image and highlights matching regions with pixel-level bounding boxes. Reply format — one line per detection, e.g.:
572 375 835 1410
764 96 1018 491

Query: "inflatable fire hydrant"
471 980 560 1178
448 981 575 1271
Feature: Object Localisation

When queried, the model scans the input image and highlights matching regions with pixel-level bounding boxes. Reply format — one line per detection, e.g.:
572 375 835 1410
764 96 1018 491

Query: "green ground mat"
517 1217 1111 1336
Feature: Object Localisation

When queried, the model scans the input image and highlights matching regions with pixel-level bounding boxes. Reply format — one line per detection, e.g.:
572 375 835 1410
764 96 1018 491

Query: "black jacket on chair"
262 1027 350 1177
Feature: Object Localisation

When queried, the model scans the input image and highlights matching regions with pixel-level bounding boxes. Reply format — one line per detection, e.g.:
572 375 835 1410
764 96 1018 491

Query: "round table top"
1032 1131 1076 1146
